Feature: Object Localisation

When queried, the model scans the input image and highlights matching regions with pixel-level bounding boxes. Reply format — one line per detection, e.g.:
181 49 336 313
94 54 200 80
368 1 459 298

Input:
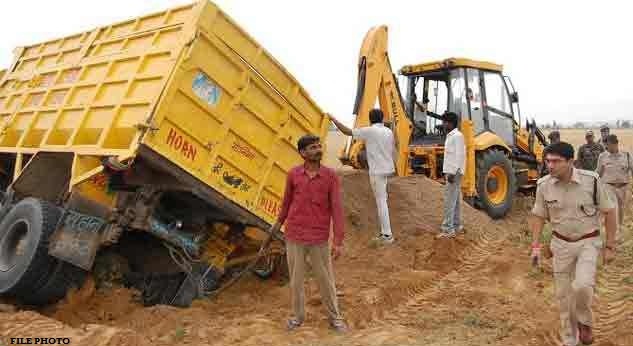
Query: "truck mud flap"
48 210 106 270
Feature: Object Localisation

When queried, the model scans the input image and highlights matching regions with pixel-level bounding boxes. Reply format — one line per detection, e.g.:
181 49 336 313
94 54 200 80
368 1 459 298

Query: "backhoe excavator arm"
340 26 412 176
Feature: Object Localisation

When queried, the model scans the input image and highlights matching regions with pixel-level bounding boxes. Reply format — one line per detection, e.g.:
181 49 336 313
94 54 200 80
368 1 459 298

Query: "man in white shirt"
439 112 466 238
330 109 396 244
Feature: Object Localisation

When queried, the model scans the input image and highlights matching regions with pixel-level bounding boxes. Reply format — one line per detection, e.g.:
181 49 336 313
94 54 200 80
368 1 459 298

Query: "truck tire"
0 198 61 295
21 260 86 305
475 149 516 219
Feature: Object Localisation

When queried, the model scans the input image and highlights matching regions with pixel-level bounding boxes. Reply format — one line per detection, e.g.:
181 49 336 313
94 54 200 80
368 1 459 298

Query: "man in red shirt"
271 134 347 333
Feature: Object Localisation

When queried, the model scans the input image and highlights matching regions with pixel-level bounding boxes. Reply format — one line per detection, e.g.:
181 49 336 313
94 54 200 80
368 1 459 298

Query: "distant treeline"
540 120 632 129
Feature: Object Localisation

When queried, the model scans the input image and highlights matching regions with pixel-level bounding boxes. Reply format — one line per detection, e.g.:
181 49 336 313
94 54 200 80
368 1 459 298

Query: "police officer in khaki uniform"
575 130 604 171
531 142 617 346
599 124 610 148
548 130 561 144
541 130 562 175
596 134 633 238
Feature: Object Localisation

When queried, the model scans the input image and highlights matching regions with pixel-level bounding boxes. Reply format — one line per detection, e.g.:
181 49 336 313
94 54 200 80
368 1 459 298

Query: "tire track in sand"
382 219 509 325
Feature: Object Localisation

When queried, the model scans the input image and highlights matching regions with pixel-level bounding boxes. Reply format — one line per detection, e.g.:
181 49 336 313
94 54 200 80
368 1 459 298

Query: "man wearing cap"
576 130 604 171
531 141 617 346
541 131 561 175
548 130 561 144
596 134 633 240
599 125 610 148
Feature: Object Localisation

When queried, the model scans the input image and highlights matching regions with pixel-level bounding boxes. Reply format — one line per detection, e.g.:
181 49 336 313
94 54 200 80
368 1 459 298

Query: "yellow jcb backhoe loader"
340 26 548 219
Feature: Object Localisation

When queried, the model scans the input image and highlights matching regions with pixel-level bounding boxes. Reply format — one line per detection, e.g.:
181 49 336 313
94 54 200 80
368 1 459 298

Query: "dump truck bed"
0 1 329 227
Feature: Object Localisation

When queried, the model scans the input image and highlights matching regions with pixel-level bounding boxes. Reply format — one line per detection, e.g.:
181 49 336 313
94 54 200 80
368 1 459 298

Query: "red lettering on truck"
259 196 281 217
166 128 197 161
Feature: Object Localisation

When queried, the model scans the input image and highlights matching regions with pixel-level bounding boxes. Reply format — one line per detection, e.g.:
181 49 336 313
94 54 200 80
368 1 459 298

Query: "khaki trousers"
286 241 342 323
604 184 631 241
610 184 631 226
551 236 602 346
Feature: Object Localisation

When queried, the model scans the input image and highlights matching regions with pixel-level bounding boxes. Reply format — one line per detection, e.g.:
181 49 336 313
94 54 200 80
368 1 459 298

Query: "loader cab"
402 58 520 146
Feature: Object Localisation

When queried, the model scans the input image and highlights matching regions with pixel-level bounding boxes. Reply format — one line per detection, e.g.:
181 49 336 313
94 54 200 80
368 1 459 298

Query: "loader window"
467 68 485 135
483 72 514 145
411 75 448 135
483 72 512 115
428 79 448 116
409 69 472 137
449 68 468 121
504 75 521 125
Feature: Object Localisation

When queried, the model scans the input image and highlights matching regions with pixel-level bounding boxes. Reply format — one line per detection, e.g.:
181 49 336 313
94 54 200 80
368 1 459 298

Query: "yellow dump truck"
0 1 329 306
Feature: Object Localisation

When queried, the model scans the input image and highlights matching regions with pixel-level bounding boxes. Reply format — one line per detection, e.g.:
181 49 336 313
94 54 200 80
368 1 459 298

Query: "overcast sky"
1 0 631 126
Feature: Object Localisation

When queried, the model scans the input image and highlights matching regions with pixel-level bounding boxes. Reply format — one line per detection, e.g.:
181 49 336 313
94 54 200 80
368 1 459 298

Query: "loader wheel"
0 198 61 295
476 150 516 219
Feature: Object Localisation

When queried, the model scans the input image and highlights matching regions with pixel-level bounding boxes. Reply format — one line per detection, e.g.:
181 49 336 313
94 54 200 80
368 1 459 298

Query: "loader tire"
0 198 61 295
476 149 516 219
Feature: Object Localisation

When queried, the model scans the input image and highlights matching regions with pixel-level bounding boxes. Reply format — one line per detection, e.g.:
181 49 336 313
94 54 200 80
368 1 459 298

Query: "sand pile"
1 171 632 346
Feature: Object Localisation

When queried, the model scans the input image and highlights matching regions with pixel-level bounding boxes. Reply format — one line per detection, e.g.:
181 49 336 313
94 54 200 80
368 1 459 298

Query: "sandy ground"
1 130 633 345
1 169 632 346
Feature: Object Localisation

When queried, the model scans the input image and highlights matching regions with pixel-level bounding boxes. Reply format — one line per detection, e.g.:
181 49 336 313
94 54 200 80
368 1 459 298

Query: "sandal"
329 319 348 333
286 318 303 331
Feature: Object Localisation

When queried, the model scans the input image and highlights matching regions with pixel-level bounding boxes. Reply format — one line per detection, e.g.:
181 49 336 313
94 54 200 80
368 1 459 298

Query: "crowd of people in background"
553 125 633 239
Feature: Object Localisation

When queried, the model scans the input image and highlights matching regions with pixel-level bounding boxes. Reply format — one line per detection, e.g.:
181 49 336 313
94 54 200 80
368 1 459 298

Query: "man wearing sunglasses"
530 142 617 346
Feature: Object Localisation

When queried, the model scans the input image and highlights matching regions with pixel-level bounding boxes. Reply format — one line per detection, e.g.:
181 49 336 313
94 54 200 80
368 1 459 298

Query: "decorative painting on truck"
192 72 221 107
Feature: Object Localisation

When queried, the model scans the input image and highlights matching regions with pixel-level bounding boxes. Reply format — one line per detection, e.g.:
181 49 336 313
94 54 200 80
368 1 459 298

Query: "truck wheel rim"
486 166 508 205
0 219 29 272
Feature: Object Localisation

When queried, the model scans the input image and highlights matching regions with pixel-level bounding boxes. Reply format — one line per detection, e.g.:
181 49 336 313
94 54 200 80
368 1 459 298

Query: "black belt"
552 230 600 242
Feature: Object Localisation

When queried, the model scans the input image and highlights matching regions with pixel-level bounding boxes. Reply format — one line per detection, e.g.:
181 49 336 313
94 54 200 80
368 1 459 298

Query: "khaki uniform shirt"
596 151 633 184
532 168 614 239
576 142 604 171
